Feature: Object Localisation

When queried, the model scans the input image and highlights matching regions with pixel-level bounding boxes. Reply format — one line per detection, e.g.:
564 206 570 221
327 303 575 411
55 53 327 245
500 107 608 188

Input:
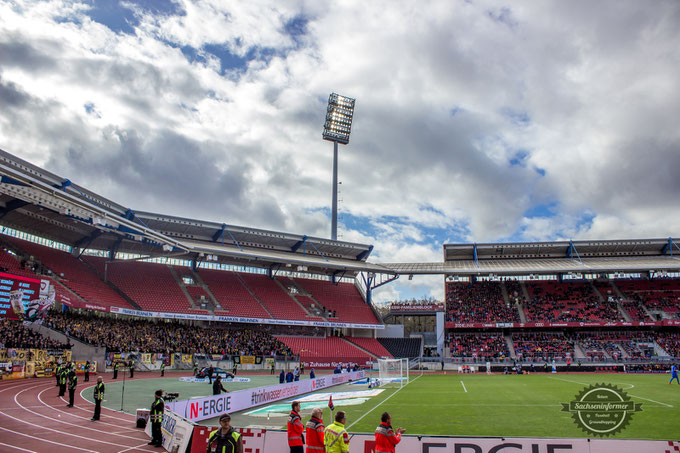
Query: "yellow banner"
181 354 193 364
265 357 275 366
240 355 256 365
141 353 152 364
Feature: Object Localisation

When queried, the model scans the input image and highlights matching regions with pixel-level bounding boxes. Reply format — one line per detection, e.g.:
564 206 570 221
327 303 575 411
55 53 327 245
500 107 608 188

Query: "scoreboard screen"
0 271 41 320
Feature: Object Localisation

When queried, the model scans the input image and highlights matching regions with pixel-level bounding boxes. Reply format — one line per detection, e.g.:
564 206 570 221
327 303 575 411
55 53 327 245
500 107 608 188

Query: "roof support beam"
0 199 29 219
308 241 329 262
268 263 282 279
356 245 373 261
566 240 584 265
226 229 243 252
212 224 227 243
473 243 479 268
661 237 680 257
331 270 346 285
0 175 27 186
291 235 308 253
74 229 103 257
108 237 123 261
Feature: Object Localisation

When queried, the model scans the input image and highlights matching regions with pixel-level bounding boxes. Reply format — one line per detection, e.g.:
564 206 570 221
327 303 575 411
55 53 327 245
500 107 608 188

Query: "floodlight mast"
322 93 355 240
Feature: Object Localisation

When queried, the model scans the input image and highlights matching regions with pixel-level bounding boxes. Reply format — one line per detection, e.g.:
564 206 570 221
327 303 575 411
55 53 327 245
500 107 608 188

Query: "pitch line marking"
460 380 467 392
117 442 158 453
549 376 673 408
0 425 98 453
347 374 422 430
0 440 37 453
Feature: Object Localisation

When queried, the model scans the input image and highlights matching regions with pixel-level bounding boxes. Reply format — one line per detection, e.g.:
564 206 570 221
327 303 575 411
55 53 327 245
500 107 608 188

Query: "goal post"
377 358 409 388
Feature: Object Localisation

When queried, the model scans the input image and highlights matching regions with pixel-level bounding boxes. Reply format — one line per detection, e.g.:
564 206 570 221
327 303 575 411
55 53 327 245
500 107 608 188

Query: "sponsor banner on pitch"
303 357 373 369
167 370 366 422
255 431 676 453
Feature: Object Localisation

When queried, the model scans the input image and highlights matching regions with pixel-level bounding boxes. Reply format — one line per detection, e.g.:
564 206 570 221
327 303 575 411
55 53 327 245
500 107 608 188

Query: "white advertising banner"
109 306 383 329
144 409 194 453
258 431 677 453
167 370 366 422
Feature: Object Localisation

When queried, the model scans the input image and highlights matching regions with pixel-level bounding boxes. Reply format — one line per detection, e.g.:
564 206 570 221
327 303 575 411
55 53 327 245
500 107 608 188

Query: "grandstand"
1 148 680 369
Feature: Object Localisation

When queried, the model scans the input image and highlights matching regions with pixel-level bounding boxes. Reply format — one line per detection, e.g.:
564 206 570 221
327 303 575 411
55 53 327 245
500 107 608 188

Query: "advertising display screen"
0 271 41 319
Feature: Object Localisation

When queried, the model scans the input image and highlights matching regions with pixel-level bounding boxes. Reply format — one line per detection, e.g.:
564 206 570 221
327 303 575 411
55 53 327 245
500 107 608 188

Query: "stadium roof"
383 239 680 276
1 149 678 279
0 149 390 277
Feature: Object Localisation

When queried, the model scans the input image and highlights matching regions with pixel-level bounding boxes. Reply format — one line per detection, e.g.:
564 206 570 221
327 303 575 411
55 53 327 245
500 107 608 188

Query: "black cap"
219 414 231 421
155 389 163 397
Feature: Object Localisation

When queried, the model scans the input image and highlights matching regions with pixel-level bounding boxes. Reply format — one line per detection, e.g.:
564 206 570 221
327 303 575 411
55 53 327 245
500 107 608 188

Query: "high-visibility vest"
374 422 401 453
150 397 164 423
68 374 78 390
305 416 325 452
94 382 105 401
287 410 304 446
207 428 241 453
324 421 350 453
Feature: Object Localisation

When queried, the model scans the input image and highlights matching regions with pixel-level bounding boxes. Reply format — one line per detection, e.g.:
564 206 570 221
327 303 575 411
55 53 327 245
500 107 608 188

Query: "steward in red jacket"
374 412 405 453
287 401 304 452
305 407 325 452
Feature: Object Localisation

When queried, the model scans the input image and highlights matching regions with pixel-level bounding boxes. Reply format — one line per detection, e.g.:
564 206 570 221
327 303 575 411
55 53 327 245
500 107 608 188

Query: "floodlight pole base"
331 140 338 241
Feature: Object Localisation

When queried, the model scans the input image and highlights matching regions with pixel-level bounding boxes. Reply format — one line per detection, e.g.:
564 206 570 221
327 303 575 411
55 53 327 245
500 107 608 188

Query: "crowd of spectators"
446 282 520 323
448 332 509 359
617 278 680 316
572 331 654 360
0 318 70 350
46 312 293 356
524 281 622 322
512 331 574 361
656 332 680 358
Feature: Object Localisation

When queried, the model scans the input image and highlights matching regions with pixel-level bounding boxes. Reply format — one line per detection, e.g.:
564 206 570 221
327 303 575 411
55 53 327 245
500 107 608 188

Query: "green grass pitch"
91 372 680 439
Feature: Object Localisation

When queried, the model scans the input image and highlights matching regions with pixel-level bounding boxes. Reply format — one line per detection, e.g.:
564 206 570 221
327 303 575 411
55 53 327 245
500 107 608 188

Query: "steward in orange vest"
375 412 405 453
287 401 304 452
304 408 325 452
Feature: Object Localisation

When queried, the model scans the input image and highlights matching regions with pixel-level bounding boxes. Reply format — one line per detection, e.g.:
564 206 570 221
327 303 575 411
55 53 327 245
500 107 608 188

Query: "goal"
377 358 409 388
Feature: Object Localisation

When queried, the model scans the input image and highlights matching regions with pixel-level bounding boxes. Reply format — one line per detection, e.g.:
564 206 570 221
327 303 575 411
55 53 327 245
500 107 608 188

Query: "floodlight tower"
322 93 355 240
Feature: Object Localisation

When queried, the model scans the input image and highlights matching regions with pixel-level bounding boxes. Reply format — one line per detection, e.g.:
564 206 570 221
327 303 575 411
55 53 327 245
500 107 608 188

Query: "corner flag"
328 394 334 411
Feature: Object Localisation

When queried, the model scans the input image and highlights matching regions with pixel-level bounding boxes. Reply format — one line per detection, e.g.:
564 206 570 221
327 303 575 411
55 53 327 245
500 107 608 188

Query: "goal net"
377 358 409 388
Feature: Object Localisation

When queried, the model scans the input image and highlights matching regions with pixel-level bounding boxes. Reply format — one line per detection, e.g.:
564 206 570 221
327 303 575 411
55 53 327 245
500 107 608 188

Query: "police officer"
213 375 228 395
55 362 61 387
309 368 315 379
66 370 78 407
287 401 304 453
193 361 199 376
113 361 119 379
148 390 164 447
374 412 404 453
279 370 285 384
84 360 90 382
129 359 134 379
206 414 242 453
160 361 166 377
91 376 105 421
305 407 325 453
324 411 349 453
58 365 67 397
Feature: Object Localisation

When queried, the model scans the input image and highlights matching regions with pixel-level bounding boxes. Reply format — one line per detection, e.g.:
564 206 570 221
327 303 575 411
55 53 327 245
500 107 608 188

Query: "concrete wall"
376 324 404 338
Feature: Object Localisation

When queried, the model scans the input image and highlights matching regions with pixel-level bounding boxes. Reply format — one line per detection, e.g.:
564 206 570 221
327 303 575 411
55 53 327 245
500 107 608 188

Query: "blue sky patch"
83 0 183 35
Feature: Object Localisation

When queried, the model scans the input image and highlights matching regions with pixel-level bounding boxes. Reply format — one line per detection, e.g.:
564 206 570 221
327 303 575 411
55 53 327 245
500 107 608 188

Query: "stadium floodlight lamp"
322 93 356 240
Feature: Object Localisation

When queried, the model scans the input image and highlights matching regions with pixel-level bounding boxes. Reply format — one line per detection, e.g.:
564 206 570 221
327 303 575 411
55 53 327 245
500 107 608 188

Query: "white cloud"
1 0 679 300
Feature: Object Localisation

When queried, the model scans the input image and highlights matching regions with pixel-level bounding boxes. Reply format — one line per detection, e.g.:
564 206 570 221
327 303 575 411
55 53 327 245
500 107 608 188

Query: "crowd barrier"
157 420 678 453
167 370 366 422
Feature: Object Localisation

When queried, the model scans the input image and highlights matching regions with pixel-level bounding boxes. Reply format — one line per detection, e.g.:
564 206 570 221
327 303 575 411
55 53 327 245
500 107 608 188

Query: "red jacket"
375 422 401 453
305 416 325 452
287 410 304 447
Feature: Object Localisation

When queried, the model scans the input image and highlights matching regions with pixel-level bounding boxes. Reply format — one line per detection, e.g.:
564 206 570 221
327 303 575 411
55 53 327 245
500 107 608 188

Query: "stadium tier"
197 269 271 318
511 331 575 361
290 277 380 324
448 332 510 359
377 337 422 358
523 281 621 322
1 236 135 309
446 281 521 323
344 336 393 358
239 273 321 321
275 335 373 365
616 278 680 318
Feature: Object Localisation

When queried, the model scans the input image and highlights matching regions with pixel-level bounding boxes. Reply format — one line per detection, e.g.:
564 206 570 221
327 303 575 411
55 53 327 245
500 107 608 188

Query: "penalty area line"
460 380 467 393
346 374 422 430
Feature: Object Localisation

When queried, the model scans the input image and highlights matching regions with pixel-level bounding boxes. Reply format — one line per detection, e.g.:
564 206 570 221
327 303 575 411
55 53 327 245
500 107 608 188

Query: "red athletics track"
0 373 176 453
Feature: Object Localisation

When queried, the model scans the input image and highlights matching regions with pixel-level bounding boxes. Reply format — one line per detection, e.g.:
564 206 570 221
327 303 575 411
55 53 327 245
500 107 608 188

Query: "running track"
0 373 168 453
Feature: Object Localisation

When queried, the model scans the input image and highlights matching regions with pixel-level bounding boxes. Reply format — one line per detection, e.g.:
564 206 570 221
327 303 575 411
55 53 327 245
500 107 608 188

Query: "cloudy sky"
1 0 679 303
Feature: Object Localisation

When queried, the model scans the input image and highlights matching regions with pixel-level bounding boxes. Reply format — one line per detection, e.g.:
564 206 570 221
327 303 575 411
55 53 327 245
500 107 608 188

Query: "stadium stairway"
186 269 221 310
504 334 517 359
572 342 587 359
79 257 142 310
616 300 633 321
232 272 274 318
340 337 378 359
272 277 324 320
168 265 202 310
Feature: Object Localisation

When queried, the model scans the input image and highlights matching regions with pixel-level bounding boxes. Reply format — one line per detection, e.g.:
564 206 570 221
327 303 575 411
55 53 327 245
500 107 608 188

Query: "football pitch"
92 372 680 440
